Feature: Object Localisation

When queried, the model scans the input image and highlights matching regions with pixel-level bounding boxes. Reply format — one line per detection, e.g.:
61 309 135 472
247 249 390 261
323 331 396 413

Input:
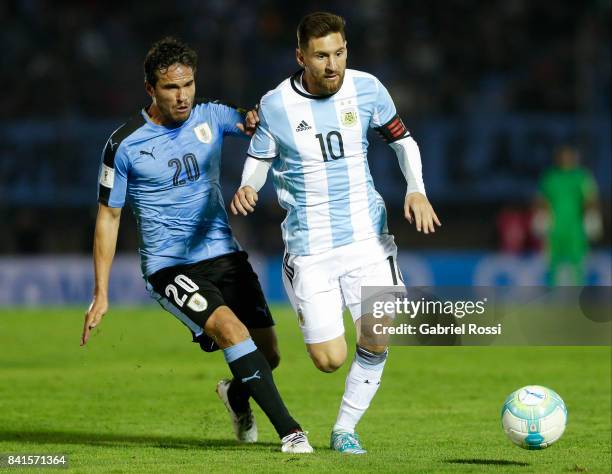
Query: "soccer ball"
501 385 567 450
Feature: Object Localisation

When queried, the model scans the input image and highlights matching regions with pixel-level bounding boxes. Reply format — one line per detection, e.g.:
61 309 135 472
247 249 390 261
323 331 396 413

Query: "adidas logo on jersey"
295 120 312 132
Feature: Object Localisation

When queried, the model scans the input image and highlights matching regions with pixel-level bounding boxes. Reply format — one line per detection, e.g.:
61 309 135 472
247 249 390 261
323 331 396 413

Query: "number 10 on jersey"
316 131 345 162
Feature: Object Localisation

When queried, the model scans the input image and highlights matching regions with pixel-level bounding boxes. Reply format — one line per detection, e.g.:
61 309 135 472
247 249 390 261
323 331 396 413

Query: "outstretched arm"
81 203 121 346
370 76 440 234
230 156 272 216
389 135 441 234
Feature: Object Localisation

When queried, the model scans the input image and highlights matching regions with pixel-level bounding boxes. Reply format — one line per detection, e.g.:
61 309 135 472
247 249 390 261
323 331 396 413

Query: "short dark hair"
297 12 346 50
144 36 197 86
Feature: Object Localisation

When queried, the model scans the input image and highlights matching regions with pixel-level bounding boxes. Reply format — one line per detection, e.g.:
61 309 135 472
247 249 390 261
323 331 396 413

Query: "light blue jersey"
248 69 405 256
98 100 244 277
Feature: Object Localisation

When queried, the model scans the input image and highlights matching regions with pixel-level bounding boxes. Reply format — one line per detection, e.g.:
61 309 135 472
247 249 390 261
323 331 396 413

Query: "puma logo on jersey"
139 147 156 159
295 120 312 132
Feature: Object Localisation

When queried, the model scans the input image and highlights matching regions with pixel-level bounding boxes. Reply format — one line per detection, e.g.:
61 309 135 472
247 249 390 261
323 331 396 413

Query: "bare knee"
311 353 345 373
307 337 347 373
204 306 250 349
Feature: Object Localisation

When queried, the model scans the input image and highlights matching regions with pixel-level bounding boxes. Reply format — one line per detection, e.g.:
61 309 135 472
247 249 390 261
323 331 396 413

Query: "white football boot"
216 379 257 443
281 431 314 453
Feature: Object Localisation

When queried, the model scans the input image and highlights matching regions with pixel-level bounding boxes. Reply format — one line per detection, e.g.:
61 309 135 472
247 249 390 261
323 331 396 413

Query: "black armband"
374 114 410 143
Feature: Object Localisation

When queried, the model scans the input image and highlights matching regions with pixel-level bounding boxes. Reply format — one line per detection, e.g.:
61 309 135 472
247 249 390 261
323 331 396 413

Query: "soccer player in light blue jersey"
232 13 441 454
81 37 312 454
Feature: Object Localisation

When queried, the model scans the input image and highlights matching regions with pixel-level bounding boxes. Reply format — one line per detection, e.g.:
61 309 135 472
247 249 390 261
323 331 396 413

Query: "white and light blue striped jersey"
247 68 407 256
98 100 245 277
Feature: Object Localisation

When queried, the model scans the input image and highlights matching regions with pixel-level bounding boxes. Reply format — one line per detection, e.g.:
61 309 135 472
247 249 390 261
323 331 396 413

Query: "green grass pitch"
0 306 609 473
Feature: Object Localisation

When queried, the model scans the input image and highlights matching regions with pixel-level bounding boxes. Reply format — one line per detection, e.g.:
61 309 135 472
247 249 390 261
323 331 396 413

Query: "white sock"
333 346 388 433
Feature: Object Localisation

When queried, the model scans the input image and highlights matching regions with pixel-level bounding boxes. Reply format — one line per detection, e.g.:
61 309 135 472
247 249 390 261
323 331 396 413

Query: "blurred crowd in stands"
2 0 609 119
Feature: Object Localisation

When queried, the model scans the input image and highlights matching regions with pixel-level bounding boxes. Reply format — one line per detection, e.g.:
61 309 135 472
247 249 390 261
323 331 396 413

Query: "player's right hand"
81 296 108 346
230 186 258 216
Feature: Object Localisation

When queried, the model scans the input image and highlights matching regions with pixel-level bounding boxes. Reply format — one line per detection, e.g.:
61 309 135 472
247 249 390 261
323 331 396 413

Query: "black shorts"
146 251 274 352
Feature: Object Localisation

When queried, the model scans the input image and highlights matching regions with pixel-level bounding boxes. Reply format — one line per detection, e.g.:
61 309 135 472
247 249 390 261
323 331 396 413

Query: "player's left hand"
236 106 260 136
404 192 441 234
230 185 258 216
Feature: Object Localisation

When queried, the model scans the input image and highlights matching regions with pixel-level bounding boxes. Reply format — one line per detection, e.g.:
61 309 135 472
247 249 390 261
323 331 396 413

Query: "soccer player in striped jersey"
231 12 440 454
81 37 312 454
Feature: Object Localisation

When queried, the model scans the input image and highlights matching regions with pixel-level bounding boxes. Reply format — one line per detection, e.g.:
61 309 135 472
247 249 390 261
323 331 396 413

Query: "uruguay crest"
194 122 213 143
187 293 208 312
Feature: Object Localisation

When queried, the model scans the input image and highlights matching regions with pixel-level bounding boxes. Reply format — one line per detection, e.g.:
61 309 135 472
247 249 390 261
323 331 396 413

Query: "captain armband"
374 114 410 144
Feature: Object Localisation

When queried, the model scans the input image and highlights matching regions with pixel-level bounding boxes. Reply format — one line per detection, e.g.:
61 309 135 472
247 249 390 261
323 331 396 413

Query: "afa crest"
194 122 213 143
340 108 358 127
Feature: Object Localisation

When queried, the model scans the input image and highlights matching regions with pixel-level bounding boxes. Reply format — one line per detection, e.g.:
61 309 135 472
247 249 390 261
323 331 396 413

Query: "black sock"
225 340 300 438
227 378 250 413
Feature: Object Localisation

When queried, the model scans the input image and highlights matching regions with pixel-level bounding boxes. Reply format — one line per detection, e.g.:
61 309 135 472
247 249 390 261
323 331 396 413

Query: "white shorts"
282 234 404 344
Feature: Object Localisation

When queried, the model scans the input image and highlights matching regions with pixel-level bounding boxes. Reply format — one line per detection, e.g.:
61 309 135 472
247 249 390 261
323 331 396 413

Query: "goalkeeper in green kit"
534 146 602 285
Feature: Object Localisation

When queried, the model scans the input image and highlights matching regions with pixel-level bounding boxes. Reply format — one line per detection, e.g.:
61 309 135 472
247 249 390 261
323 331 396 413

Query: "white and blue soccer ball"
501 385 567 450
